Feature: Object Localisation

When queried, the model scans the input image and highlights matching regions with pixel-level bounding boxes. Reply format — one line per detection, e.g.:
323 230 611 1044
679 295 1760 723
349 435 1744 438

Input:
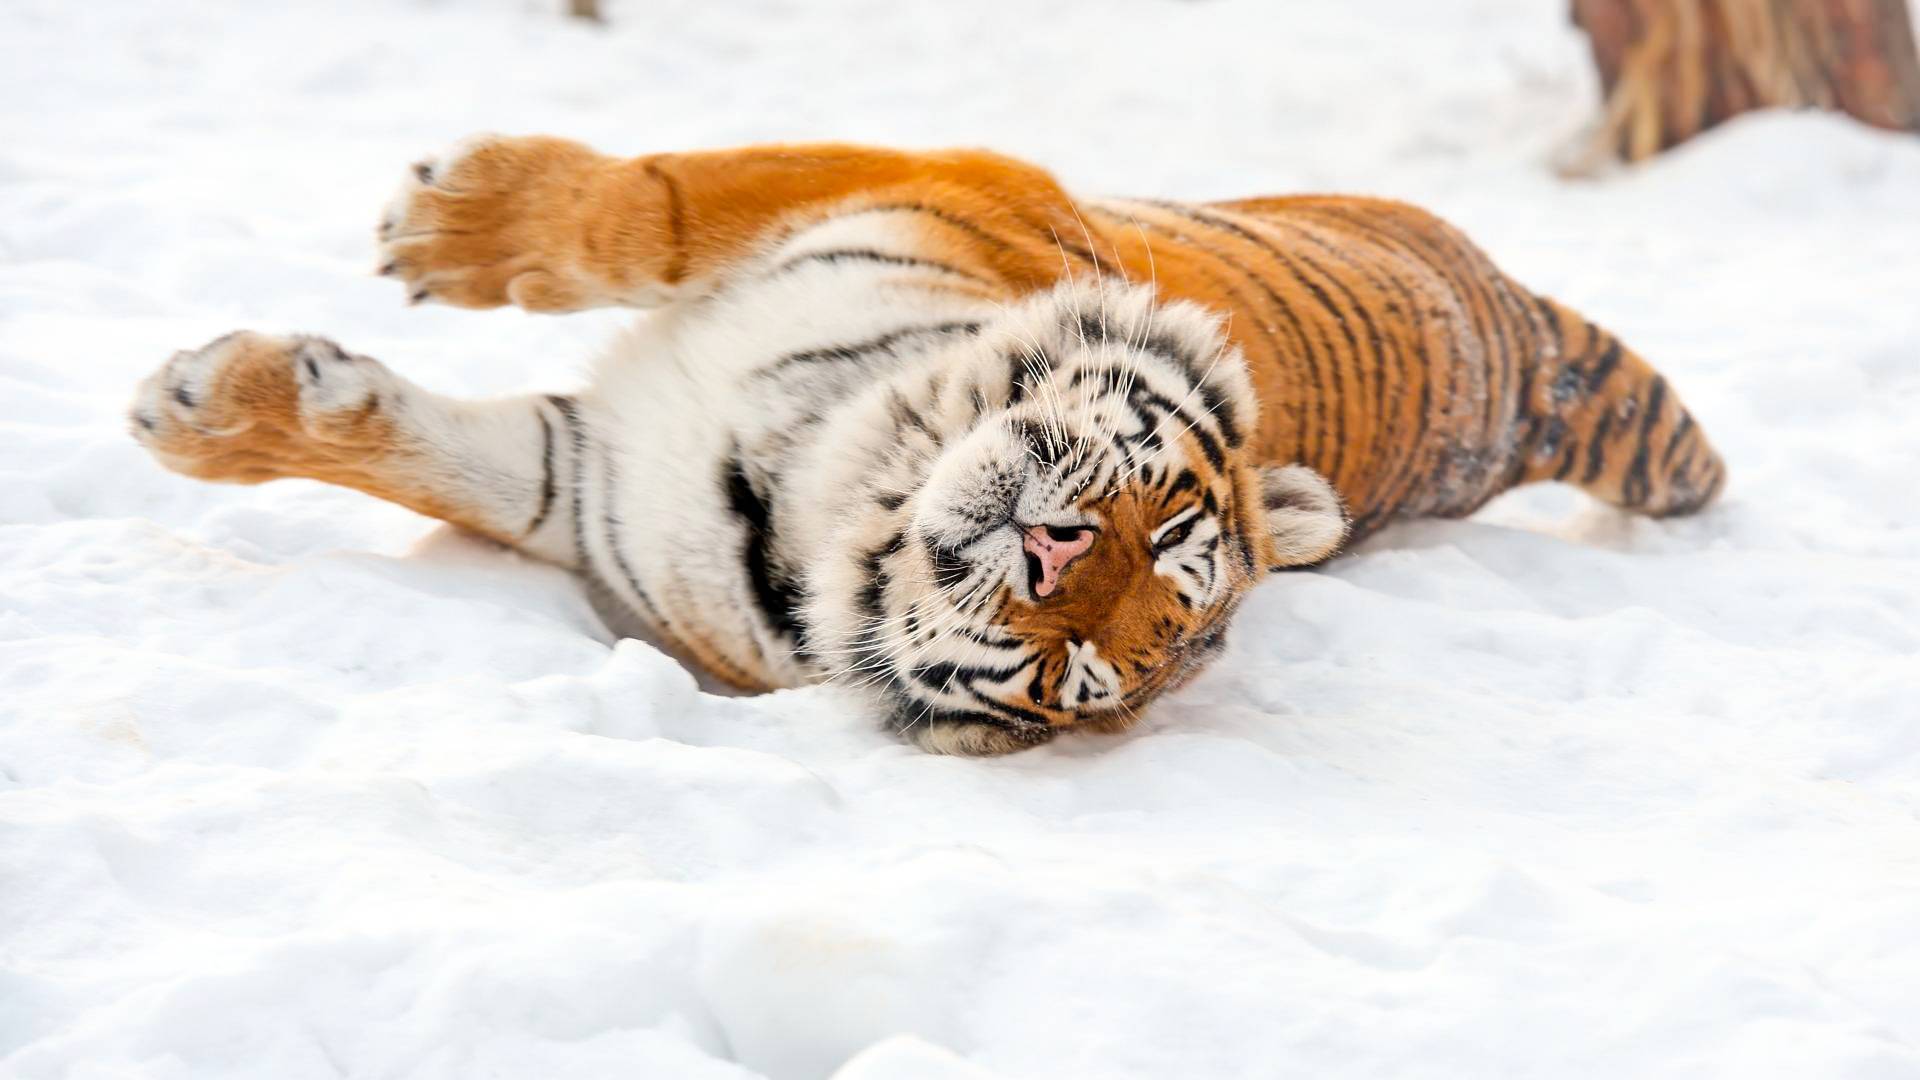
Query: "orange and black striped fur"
131 138 1725 754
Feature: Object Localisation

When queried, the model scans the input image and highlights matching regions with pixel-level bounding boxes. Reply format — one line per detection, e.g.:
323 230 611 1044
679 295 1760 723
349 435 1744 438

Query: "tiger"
130 137 1726 755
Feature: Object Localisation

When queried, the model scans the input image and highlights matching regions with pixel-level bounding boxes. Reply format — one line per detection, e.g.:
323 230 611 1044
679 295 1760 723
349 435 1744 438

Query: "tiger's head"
803 281 1346 755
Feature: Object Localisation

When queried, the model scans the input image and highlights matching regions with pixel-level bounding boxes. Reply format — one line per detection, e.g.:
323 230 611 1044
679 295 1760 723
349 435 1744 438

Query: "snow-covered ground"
5 0 1920 1076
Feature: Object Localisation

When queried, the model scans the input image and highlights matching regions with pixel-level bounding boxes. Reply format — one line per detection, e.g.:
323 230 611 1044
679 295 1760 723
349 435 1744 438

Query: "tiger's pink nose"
1022 525 1096 599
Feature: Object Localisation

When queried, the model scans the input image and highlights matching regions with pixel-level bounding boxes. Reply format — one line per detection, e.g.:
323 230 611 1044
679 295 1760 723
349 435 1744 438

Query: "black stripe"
1620 376 1667 508
1581 408 1615 485
724 454 802 643
1343 209 1472 507
963 685 1056 729
1533 295 1564 357
924 537 971 592
847 531 913 709
1010 203 1105 271
1669 444 1700 505
1286 245 1378 481
1065 363 1142 392
1071 313 1214 385
1068 444 1112 497
1505 302 1541 489
1008 341 1062 411
1128 385 1226 471
597 446 668 629
1197 379 1243 448
1552 426 1580 482
526 407 558 536
546 395 586 565
1160 202 1359 485
908 655 1032 692
887 390 940 444
1229 497 1261 576
1410 223 1513 444
1478 278 1521 446
1292 205 1447 523
1027 664 1050 705
1265 215 1409 466
1126 223 1314 464
1042 228 1101 267
843 202 1020 256
1661 411 1694 471
1089 204 1318 461
952 622 1023 650
1086 312 1247 450
856 531 905 625
1259 216 1406 500
1363 207 1511 462
1076 309 1242 446
772 247 989 284
1701 453 1727 503
1339 205 1530 520
1165 468 1200 502
895 701 1048 743
1586 337 1624 393
764 321 980 375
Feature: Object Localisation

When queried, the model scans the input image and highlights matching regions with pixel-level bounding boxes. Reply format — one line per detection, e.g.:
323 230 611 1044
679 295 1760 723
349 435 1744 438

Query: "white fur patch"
1261 464 1347 567
1059 640 1122 709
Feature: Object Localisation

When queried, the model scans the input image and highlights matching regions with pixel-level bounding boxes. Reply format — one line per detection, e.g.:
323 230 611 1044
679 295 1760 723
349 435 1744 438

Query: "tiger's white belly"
567 209 1001 688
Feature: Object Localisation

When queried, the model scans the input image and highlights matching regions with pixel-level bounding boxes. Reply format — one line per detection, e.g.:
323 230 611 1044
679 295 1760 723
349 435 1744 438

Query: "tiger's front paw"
376 135 614 313
130 332 402 483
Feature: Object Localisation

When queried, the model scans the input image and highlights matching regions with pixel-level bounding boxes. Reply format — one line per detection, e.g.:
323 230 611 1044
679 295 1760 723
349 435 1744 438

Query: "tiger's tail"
1519 298 1726 517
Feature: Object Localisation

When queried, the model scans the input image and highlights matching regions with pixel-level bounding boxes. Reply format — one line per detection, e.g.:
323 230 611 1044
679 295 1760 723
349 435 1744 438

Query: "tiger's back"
1077 193 1725 541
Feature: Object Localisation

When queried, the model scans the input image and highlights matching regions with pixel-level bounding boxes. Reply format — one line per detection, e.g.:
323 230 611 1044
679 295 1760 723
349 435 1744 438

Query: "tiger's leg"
374 137 1073 312
1520 299 1727 516
130 331 582 565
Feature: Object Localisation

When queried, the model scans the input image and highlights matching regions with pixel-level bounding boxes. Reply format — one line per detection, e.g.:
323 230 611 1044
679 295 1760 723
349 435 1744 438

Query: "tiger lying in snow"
131 137 1726 755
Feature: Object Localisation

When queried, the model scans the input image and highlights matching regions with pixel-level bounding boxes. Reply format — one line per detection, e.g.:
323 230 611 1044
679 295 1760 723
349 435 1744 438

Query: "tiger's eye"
1154 518 1195 551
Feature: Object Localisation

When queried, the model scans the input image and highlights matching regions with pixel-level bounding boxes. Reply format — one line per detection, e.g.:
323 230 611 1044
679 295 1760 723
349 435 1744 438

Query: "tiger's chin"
910 717 1059 757
903 699 1150 756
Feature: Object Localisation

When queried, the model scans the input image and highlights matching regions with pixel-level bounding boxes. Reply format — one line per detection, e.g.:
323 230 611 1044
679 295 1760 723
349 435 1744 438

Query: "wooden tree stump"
1562 0 1920 172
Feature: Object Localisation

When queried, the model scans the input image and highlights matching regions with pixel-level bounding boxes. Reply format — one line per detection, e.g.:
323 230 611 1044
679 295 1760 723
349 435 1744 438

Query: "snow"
4 0 1920 1076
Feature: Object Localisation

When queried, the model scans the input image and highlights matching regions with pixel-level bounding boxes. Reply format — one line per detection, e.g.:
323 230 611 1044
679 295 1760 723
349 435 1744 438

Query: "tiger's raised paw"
376 134 615 313
130 332 404 484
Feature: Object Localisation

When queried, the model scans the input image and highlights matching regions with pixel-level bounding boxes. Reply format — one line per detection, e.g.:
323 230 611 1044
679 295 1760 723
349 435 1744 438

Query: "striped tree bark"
1563 0 1920 171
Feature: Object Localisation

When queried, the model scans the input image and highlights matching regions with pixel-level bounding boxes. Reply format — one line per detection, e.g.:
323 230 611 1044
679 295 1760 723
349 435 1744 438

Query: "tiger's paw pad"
130 332 399 483
376 134 604 312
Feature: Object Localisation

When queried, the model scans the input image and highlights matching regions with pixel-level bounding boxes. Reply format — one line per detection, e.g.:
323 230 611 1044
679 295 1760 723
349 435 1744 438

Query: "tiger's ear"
1257 464 1348 570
